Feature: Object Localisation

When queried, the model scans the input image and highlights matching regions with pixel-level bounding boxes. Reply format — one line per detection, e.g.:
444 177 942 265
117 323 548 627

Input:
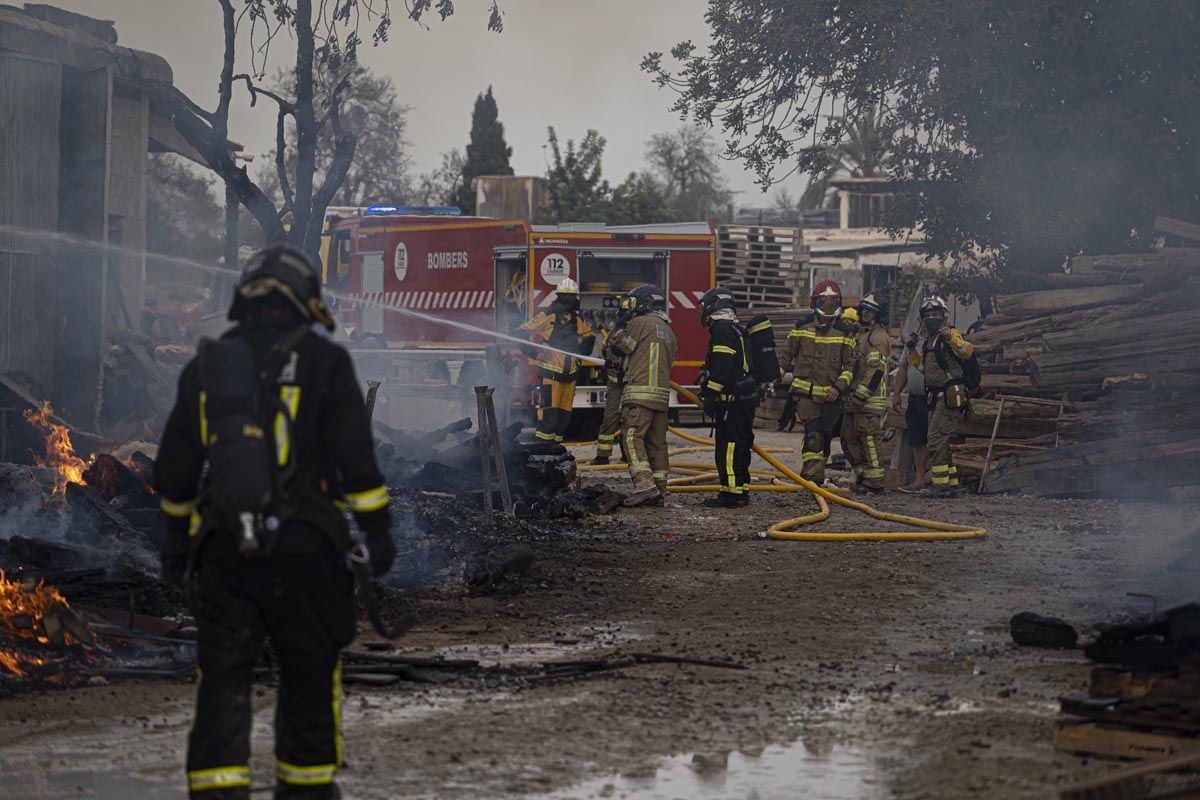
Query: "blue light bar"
366 205 462 216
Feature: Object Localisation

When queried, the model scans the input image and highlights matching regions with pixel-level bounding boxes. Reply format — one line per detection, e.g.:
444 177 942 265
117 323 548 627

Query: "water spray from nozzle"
0 225 605 366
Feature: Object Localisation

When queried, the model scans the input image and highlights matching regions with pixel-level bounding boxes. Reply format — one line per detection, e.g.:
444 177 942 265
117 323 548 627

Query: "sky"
52 0 805 206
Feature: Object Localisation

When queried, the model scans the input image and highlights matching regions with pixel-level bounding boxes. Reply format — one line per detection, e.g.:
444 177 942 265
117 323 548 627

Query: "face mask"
923 317 943 335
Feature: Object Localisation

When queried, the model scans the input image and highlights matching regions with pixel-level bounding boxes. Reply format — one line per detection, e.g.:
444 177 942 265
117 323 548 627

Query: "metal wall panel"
0 53 62 393
55 65 111 428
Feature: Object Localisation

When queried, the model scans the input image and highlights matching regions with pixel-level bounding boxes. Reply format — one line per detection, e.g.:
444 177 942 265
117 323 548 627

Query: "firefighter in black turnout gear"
155 244 394 800
698 287 758 507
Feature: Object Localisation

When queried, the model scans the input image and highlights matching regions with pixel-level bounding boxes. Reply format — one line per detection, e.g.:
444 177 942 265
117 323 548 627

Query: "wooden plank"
1061 696 1200 734
1154 216 1200 243
996 285 1145 318
1054 721 1200 759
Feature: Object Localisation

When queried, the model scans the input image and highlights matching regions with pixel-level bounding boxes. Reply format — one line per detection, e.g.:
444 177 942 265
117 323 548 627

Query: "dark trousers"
714 404 755 496
187 542 356 799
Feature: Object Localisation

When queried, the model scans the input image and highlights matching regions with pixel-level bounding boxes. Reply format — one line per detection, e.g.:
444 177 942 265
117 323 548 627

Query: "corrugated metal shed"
0 52 62 395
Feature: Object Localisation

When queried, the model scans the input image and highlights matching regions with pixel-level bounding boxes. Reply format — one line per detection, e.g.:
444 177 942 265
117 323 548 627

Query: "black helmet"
698 286 736 328
626 284 667 315
229 244 334 331
859 292 884 316
858 292 886 323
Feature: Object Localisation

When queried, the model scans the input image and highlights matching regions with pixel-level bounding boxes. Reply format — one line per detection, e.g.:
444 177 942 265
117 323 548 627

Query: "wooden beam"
1154 215 1200 243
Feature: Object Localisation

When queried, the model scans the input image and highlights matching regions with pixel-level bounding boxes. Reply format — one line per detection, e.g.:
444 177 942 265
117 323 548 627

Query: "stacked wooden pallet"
716 225 810 309
1055 604 1200 762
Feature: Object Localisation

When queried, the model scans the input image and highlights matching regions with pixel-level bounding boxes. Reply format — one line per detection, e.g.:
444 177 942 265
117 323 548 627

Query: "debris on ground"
1010 611 1079 649
1055 603 1200 762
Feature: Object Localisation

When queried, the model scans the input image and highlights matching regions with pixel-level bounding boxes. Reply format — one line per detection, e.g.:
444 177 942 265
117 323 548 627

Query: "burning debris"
0 569 95 681
21 401 87 495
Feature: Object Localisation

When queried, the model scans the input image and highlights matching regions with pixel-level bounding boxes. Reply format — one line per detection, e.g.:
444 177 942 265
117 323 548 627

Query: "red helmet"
811 280 842 307
811 280 842 322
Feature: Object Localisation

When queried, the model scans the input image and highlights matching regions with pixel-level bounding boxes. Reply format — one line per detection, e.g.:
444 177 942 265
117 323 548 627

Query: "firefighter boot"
591 454 611 466
702 492 747 508
624 474 662 507
275 783 341 800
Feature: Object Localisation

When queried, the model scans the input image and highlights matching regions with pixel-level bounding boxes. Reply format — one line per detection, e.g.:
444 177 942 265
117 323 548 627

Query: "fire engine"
323 208 716 433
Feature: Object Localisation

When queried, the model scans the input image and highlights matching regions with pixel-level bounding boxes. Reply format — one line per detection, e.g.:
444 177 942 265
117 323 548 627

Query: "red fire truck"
324 211 716 431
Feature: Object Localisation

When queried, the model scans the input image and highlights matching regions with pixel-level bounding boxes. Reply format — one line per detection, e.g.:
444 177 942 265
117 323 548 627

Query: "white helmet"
555 277 580 295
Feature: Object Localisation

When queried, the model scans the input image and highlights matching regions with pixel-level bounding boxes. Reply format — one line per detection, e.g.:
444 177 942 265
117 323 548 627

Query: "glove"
160 553 187 587
703 397 718 418
777 393 798 432
825 386 841 403
366 529 397 578
781 372 794 386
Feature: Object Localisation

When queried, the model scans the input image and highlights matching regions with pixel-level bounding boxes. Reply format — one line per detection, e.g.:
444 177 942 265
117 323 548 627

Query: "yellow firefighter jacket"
783 318 857 400
520 305 595 382
611 313 677 411
850 323 892 415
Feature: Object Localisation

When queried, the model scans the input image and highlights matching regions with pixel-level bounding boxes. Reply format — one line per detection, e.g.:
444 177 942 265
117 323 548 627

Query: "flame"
22 401 88 495
0 570 78 678
0 650 44 678
0 570 74 644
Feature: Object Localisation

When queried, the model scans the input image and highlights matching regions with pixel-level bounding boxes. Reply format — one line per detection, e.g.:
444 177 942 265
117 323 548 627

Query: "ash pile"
373 416 622 520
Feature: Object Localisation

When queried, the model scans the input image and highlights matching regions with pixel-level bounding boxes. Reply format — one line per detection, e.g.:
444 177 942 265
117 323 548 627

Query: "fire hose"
580 382 986 542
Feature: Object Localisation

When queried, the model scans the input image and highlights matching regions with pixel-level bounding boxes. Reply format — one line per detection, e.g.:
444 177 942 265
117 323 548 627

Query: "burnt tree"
158 0 503 263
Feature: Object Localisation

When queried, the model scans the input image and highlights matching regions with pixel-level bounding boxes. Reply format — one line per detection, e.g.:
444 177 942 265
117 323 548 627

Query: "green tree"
453 86 514 214
607 172 675 225
798 102 891 210
645 125 733 220
645 1 1200 273
542 127 611 222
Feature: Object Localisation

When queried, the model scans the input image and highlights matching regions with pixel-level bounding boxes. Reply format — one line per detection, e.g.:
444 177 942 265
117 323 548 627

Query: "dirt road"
1 430 1195 799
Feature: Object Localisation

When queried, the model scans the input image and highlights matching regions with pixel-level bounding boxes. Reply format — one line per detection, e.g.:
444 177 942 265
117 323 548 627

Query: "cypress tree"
454 86 514 214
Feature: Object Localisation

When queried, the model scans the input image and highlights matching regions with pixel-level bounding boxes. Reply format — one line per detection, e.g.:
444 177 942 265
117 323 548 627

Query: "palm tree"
799 102 891 210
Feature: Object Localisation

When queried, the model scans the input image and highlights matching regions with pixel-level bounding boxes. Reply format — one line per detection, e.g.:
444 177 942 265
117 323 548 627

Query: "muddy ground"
1 429 1196 799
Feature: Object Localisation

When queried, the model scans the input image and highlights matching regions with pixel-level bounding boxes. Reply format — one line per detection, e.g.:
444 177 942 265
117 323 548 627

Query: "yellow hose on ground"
667 382 986 541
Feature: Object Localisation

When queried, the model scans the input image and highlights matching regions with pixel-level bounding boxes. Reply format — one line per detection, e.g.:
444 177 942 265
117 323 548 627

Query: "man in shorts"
892 333 929 492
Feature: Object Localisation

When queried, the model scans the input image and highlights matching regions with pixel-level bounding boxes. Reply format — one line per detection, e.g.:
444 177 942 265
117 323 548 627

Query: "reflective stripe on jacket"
520 305 596 381
612 314 677 411
782 319 857 399
850 323 892 414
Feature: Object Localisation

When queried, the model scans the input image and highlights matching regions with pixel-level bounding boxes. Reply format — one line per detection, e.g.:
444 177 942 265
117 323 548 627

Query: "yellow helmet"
842 307 859 324
555 277 580 295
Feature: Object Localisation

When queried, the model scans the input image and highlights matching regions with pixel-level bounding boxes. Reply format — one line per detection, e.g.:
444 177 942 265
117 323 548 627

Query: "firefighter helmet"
698 286 736 328
553 277 581 311
841 307 859 324
859 292 885 317
626 284 667 315
229 243 334 331
810 279 842 322
919 295 950 317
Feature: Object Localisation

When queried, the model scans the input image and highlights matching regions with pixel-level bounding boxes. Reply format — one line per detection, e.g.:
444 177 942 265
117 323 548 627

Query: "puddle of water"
539 740 881 800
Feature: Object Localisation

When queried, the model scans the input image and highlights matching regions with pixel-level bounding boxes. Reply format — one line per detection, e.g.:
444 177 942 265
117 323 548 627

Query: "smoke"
1111 503 1200 610
0 481 72 544
383 507 452 589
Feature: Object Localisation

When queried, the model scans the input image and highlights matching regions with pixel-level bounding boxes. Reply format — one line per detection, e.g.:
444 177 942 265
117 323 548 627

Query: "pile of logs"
971 246 1200 499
